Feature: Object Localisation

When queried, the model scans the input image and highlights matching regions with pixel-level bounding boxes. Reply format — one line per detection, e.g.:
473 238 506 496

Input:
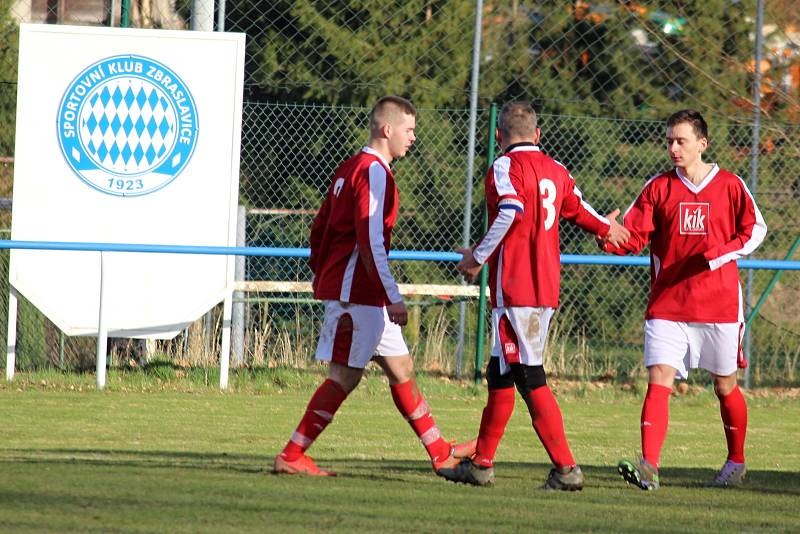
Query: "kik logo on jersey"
679 202 709 235
57 55 198 197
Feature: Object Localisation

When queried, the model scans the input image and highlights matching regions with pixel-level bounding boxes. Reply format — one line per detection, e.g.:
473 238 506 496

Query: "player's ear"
382 122 392 139
533 127 541 144
698 136 708 153
495 128 502 144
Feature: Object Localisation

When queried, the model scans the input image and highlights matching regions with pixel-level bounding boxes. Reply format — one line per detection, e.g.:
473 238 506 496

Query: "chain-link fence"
226 1 800 121
0 1 798 384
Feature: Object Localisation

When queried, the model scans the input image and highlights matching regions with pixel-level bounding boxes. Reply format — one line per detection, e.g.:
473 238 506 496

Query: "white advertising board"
10 24 245 337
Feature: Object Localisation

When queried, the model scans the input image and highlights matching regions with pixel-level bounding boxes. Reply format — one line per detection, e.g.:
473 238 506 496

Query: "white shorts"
315 301 409 369
490 306 555 375
643 319 744 379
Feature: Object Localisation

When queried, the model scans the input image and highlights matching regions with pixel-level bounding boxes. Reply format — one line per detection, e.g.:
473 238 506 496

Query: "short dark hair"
369 96 416 131
499 101 537 139
667 109 708 140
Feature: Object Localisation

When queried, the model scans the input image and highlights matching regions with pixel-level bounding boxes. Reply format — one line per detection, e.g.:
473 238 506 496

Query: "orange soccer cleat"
272 453 337 477
432 438 478 474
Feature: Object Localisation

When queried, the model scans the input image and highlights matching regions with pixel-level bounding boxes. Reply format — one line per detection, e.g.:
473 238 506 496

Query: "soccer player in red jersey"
439 101 629 490
273 96 474 477
602 109 767 490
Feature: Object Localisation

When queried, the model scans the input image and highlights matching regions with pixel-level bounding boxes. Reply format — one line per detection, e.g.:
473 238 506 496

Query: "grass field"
1 369 799 533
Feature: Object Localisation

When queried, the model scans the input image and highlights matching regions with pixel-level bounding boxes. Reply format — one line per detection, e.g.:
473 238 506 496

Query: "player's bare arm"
456 247 482 282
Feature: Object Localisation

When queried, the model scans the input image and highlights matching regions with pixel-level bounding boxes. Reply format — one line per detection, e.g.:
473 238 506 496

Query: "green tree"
228 1 773 121
230 0 475 107
478 1 754 120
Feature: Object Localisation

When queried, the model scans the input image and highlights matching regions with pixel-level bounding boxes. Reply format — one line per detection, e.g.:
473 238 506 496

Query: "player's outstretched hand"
387 300 408 326
456 247 482 282
603 209 630 248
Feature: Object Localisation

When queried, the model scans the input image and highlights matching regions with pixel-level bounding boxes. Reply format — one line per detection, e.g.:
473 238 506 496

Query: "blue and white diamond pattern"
79 78 177 175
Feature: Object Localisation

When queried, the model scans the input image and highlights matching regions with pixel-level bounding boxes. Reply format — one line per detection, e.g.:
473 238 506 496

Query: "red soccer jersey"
604 165 767 323
477 144 611 308
309 147 402 307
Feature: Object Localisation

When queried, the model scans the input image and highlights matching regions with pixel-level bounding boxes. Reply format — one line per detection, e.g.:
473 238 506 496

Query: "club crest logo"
679 202 709 235
57 55 198 197
333 177 345 197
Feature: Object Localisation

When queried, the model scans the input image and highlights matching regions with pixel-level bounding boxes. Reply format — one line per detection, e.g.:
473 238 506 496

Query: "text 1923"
107 179 144 191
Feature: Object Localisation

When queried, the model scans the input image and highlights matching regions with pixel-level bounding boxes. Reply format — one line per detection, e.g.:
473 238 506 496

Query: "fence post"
232 205 246 367
204 310 212 356
191 0 214 31
220 294 232 390
96 251 108 390
120 0 130 28
456 0 486 378
474 103 496 383
217 0 226 31
744 0 765 389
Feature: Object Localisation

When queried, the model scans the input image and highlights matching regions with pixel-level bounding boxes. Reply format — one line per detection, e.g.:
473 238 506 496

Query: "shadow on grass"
0 448 267 474
1 449 798 495
568 463 800 496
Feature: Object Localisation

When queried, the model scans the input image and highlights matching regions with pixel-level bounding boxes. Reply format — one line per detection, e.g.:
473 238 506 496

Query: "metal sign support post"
96 251 108 389
219 294 232 389
5 287 18 381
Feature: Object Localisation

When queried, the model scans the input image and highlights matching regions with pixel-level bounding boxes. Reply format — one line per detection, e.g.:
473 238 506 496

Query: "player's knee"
510 364 547 397
328 362 362 393
374 355 414 384
712 374 737 398
486 357 514 390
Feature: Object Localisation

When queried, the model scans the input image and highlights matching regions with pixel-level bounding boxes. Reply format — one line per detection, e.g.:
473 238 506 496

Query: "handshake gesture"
456 209 629 283
600 208 630 248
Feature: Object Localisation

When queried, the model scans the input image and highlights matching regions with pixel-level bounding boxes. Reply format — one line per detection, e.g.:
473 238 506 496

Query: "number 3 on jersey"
539 178 556 230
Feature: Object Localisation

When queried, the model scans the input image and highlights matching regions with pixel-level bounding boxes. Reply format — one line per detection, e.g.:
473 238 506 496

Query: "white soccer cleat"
707 460 746 488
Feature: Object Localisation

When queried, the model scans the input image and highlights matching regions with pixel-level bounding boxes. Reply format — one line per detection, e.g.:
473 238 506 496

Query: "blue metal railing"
1 240 798 270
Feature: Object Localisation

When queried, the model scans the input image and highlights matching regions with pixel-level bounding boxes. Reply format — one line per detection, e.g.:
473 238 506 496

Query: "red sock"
641 383 671 468
719 385 747 463
281 379 348 461
390 379 451 462
473 387 515 467
528 386 576 469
